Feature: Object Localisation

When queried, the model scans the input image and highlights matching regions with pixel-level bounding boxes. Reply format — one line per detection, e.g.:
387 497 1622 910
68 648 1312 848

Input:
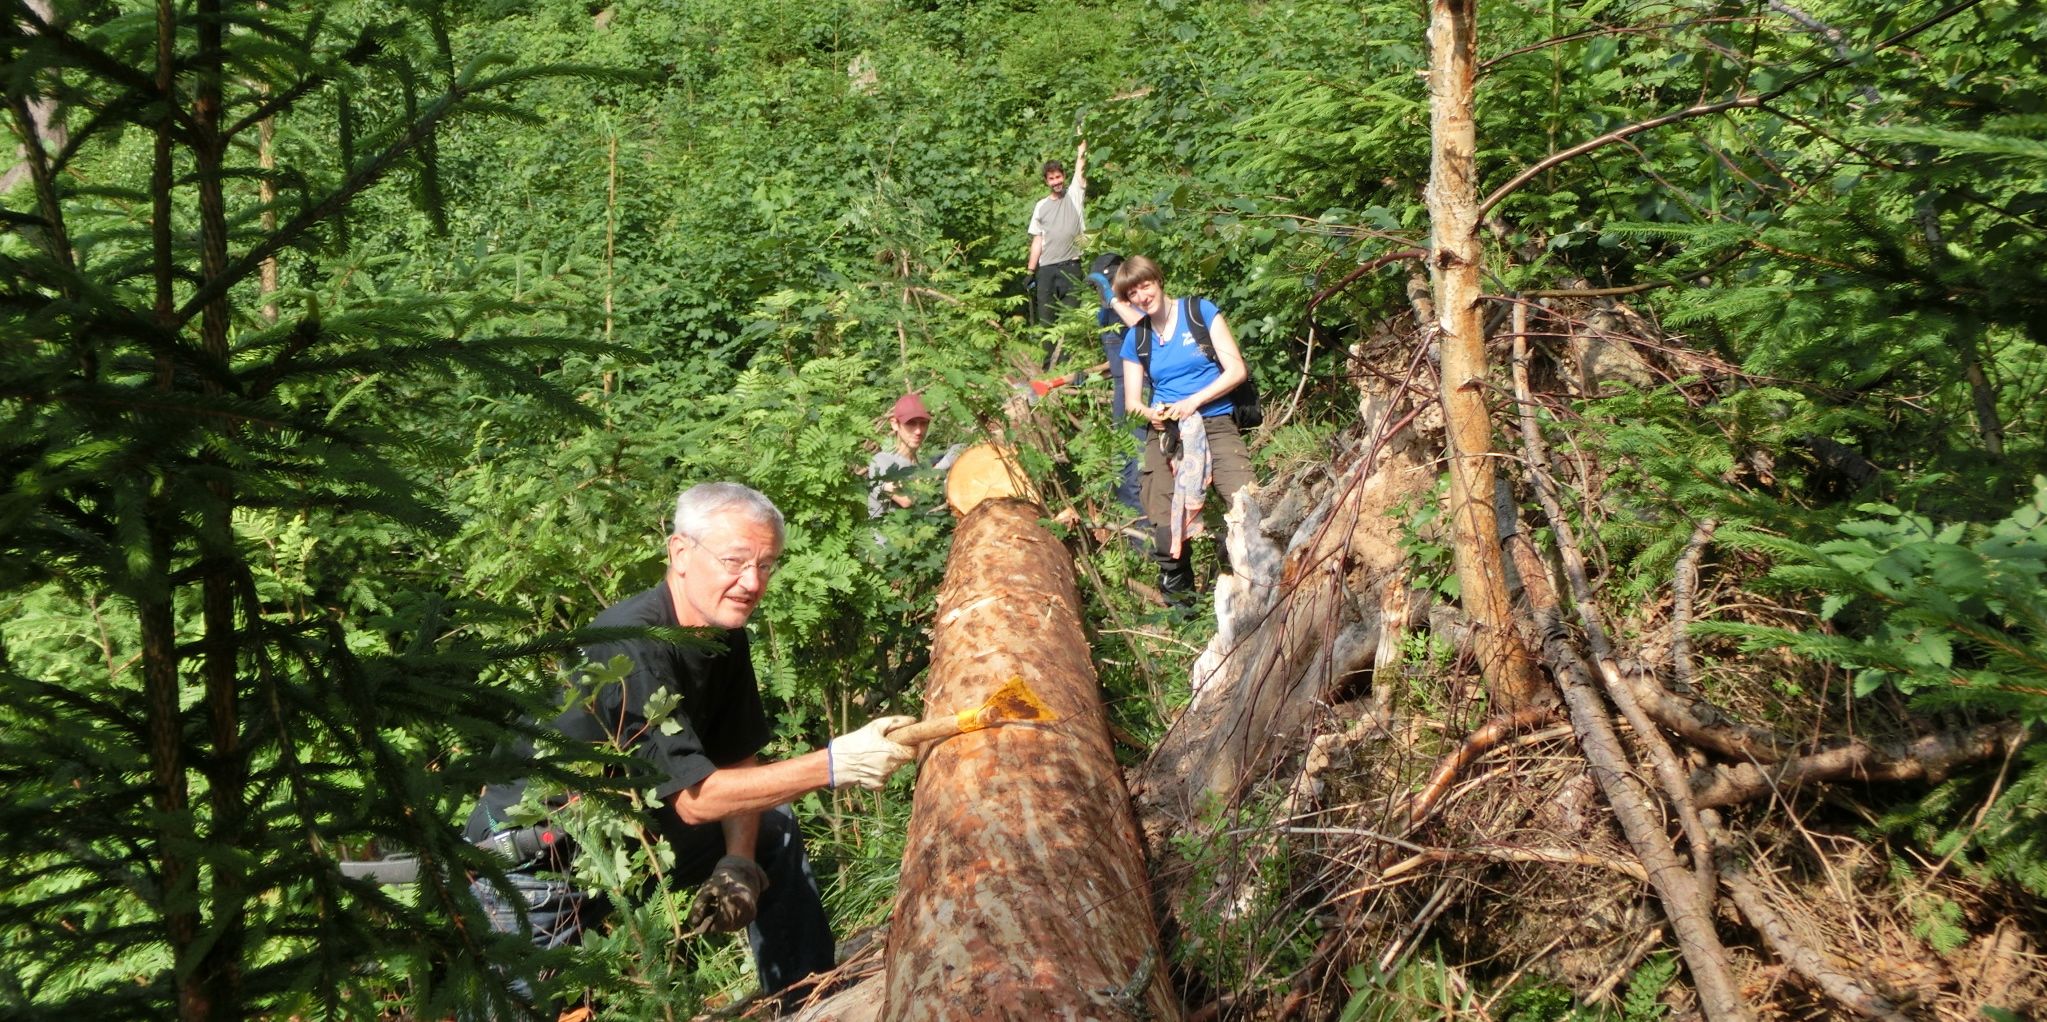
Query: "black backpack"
1133 296 1264 430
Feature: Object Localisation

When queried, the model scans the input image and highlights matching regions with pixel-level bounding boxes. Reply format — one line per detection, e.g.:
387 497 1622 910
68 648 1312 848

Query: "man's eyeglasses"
687 538 778 580
710 552 777 579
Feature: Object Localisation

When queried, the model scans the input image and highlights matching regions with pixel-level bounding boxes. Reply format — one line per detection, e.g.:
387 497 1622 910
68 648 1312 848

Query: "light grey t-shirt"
1028 178 1087 266
866 444 966 519
867 449 917 519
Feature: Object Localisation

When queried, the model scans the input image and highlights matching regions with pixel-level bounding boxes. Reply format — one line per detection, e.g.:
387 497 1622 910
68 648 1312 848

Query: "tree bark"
1426 0 1544 711
1135 443 1432 822
883 499 1181 1022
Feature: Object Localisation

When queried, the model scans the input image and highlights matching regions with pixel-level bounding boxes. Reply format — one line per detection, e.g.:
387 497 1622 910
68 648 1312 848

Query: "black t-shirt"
466 584 773 844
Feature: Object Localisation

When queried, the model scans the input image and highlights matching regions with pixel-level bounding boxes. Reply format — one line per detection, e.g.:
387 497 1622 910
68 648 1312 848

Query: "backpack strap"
1136 297 1220 386
1185 296 1217 363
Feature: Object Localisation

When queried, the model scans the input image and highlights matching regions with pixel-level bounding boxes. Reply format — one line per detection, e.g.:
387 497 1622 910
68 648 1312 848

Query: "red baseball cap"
891 392 931 424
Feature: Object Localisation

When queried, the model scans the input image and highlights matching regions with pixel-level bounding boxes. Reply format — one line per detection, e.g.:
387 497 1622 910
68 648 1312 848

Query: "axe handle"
886 713 970 747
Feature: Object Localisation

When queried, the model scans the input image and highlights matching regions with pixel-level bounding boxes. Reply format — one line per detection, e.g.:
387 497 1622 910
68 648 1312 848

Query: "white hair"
672 482 785 545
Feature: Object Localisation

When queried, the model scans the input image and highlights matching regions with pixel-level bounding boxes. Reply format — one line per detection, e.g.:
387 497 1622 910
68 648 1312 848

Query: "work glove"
827 715 917 790
1025 274 1038 294
686 854 770 934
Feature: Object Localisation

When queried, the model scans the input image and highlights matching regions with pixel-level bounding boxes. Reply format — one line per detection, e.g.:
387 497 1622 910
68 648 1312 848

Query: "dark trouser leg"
1104 340 1146 523
1139 426 1196 601
1034 259 1084 361
469 866 610 1016
1116 438 1144 519
1140 415 1255 599
747 808 837 994
667 806 836 996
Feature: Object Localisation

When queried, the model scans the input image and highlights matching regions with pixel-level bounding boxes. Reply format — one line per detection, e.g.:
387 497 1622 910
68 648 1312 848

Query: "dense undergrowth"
2 0 2043 1018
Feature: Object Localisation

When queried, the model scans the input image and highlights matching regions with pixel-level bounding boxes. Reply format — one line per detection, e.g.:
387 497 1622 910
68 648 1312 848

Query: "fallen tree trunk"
881 498 1181 1022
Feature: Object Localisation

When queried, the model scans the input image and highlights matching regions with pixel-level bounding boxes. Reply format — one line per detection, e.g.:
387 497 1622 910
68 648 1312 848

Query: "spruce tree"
0 4 614 1018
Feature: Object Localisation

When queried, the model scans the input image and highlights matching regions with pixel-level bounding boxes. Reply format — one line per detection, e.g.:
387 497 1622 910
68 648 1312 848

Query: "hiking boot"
1159 557 1197 607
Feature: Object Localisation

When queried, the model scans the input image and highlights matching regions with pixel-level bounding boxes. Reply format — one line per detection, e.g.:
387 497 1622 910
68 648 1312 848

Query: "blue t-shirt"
1120 297 1233 417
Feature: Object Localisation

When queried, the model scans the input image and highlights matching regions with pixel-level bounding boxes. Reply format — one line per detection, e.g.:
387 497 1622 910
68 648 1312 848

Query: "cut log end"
943 443 1040 516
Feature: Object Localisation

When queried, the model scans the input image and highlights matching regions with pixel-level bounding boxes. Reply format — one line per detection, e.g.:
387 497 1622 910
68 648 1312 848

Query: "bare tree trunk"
883 499 1181 1022
1425 0 1543 710
1 1 67 197
192 3 248 1015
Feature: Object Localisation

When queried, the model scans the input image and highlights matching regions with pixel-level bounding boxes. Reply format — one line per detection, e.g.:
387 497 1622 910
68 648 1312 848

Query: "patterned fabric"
1167 414 1212 558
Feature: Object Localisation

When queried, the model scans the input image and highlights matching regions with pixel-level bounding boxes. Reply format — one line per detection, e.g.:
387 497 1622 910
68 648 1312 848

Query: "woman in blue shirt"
1112 255 1256 604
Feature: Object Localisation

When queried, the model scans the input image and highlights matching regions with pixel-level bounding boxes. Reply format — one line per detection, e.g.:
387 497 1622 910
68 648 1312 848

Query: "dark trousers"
471 806 834 1008
1138 414 1255 594
1032 258 1083 334
1103 333 1143 517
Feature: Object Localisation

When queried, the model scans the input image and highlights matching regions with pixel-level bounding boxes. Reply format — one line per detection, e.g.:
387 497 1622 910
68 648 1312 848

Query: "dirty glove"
827 715 917 790
686 854 770 934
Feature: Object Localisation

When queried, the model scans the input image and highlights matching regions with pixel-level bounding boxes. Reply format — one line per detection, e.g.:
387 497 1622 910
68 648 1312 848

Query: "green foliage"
1702 480 2047 716
1397 476 1459 601
1336 953 1482 1022
10 0 2047 1014
1908 890 1972 955
1698 484 2047 895
0 3 612 1017
1618 953 1678 1022
1166 795 1320 999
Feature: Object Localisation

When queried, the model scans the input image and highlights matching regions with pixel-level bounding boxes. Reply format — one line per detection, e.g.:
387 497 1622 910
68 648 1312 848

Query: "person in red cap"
866 392 958 518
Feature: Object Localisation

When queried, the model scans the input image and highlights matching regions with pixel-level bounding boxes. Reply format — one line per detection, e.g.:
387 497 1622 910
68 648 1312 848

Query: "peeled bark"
1425 0 1545 712
882 499 1180 1022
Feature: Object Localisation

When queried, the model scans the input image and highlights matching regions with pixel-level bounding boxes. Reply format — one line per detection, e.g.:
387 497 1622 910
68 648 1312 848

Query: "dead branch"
1305 247 1427 313
1670 519 1717 694
1399 705 1558 832
1689 720 2033 809
1478 96 1766 220
1512 317 1717 911
1478 1 1987 220
1705 811 1915 1021
1381 845 1648 883
1619 661 1800 764
1585 925 1668 1006
1506 531 1752 1022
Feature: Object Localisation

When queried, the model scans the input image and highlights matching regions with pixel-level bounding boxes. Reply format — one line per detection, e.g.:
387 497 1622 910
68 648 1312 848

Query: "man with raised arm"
467 482 916 1010
1025 138 1088 335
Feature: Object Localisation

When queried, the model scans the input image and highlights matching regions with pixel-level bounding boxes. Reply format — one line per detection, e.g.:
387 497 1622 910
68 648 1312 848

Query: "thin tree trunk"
883 499 1180 1022
1425 0 1543 710
259 112 279 323
193 5 247 1014
144 7 207 1020
1 2 68 196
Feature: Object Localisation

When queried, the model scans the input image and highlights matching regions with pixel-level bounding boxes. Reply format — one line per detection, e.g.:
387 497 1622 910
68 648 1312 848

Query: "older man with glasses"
466 482 916 1013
